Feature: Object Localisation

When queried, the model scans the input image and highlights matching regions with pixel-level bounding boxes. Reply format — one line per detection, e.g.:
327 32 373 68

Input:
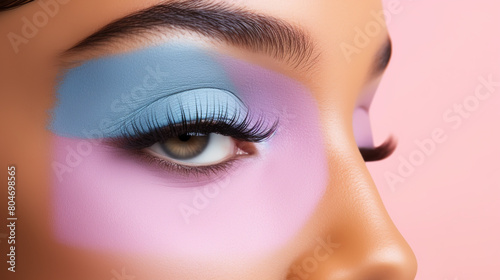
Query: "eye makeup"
50 41 328 259
109 90 278 176
50 42 242 138
51 43 279 177
112 110 277 177
112 88 278 148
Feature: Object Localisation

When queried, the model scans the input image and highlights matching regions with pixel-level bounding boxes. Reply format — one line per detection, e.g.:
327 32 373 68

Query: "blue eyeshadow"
50 42 242 138
117 88 247 137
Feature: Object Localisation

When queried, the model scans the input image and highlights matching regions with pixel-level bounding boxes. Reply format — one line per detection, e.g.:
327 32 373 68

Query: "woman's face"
2 0 417 279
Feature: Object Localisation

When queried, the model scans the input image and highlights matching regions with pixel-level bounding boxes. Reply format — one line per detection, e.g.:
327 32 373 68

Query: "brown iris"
159 133 210 160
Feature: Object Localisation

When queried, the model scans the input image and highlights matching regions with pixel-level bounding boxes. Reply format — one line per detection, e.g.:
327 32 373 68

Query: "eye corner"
235 140 258 156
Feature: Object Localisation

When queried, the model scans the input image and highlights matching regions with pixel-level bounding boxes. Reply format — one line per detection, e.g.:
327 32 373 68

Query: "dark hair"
0 0 33 12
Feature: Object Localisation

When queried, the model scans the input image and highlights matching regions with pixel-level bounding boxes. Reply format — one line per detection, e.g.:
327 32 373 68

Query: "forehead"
1 0 388 107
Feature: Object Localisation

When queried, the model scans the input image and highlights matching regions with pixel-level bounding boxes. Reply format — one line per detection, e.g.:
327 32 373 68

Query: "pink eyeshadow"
51 56 328 258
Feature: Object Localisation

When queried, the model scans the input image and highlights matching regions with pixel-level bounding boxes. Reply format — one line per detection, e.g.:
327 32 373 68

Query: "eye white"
148 133 236 166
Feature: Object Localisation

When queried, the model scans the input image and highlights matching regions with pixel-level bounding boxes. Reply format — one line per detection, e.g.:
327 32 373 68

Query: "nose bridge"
336 178 417 279
335 155 416 279
290 145 417 280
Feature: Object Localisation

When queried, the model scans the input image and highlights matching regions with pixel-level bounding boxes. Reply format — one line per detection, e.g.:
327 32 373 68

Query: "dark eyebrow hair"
64 1 318 70
372 38 392 77
0 0 33 11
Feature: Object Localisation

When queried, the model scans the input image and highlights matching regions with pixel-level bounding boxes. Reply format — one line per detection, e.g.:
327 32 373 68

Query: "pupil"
178 134 191 142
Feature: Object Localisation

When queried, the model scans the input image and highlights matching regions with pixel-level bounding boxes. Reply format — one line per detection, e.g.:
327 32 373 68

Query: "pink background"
369 0 500 279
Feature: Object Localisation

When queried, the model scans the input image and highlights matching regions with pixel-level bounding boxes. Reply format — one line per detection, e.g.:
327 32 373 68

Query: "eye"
146 133 242 167
110 93 279 175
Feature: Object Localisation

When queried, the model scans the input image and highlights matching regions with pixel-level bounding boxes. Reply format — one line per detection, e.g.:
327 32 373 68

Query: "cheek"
51 61 328 260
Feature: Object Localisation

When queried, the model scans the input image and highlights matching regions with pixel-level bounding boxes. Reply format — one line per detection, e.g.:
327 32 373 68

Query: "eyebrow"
372 38 392 77
0 0 33 11
63 1 318 70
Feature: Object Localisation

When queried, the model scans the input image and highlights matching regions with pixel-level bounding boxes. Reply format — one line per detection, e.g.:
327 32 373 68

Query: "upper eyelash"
359 136 397 162
111 103 279 150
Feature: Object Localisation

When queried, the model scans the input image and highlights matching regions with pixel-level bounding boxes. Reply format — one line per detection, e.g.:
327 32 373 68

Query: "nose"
287 145 417 280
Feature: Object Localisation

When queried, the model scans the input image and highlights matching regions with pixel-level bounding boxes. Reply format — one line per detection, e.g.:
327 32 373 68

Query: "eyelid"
115 88 246 137
113 114 277 151
353 107 374 148
103 88 278 175
108 87 278 151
